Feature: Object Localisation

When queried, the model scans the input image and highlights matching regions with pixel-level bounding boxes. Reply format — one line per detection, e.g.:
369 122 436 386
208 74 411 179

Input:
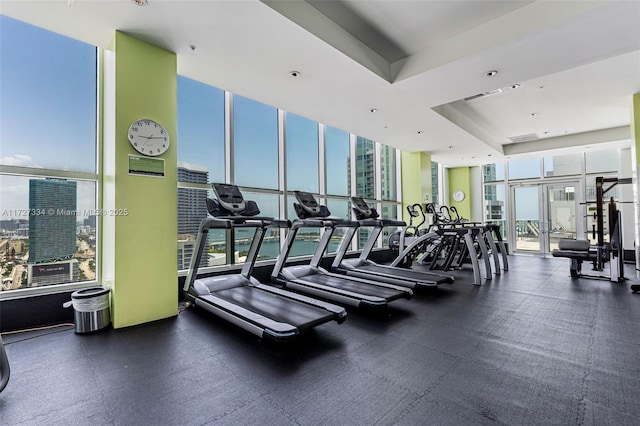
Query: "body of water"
234 239 341 259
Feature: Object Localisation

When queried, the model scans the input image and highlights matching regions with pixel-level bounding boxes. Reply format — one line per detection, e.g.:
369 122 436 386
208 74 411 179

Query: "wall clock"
128 118 170 156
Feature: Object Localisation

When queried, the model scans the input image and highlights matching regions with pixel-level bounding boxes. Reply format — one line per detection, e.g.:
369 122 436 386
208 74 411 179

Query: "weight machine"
552 176 627 282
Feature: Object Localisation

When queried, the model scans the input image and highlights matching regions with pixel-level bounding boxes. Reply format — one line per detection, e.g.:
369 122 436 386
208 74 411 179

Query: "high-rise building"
28 178 77 264
483 164 498 202
482 164 504 224
379 145 396 201
431 161 439 205
353 137 376 199
83 215 97 229
347 137 377 247
177 163 209 269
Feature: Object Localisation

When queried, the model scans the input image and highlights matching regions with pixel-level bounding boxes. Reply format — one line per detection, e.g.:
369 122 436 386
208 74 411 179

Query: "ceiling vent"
509 133 539 143
463 88 503 102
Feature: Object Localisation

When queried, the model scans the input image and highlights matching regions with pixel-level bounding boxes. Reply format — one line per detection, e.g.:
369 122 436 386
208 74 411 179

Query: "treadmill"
271 191 412 311
331 197 454 289
183 183 346 342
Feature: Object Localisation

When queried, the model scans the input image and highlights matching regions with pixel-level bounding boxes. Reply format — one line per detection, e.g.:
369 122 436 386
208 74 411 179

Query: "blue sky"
0 15 96 172
177 76 225 183
286 112 319 193
233 94 279 189
0 16 96 219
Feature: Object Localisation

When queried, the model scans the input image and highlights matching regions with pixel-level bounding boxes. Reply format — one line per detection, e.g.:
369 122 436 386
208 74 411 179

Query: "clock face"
128 119 170 156
453 190 465 202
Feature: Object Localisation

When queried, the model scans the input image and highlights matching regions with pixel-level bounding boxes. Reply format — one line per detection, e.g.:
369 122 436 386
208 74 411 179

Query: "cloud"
1 154 32 166
0 154 42 168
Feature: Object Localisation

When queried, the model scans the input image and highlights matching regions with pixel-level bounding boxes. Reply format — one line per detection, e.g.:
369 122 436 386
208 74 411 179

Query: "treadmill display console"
294 191 321 215
350 197 379 220
351 197 371 216
212 183 245 213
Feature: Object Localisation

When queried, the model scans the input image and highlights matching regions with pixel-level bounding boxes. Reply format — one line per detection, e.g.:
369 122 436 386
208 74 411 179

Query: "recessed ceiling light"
543 131 549 135
369 108 377 113
510 84 520 89
449 145 454 149
290 71 301 77
485 70 498 77
189 45 196 52
488 154 492 157
132 0 148 6
529 113 538 117
417 130 423 134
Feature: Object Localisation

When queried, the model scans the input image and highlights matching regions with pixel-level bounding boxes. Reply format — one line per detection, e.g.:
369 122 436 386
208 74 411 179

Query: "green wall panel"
401 151 432 223
107 32 178 328
448 167 472 220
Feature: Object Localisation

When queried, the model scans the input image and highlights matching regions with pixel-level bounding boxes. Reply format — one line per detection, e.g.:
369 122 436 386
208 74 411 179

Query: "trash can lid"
71 286 110 299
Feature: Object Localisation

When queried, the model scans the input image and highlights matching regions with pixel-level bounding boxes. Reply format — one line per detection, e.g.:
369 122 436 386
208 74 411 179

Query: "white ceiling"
2 0 639 167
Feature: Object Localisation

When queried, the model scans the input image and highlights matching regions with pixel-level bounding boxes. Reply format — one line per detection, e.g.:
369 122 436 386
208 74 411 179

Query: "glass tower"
28 178 77 263
177 164 209 269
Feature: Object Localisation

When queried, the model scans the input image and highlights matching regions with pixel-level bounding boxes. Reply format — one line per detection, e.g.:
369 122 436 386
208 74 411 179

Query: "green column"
448 167 472 220
102 32 178 328
400 152 431 223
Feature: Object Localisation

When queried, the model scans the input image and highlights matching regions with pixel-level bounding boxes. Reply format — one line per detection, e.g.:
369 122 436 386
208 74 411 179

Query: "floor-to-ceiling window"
431 161 440 205
324 126 351 253
482 148 628 255
176 79 405 273
353 137 376 249
380 145 400 247
0 16 99 295
285 112 320 256
176 76 225 268
177 91 281 266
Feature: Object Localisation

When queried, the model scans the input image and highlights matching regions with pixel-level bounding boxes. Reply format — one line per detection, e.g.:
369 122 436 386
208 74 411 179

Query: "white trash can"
64 287 111 334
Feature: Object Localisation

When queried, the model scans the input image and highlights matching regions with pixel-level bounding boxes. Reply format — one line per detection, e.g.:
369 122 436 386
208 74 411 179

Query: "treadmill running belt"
357 264 453 284
214 286 336 329
298 274 407 301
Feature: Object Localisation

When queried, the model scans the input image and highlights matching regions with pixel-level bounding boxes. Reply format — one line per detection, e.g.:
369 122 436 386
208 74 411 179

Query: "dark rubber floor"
2 255 640 425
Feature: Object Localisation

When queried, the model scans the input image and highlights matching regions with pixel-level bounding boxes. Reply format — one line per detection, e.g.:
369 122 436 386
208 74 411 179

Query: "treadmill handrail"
329 219 360 229
213 216 289 227
358 218 406 228
291 218 335 229
198 217 233 231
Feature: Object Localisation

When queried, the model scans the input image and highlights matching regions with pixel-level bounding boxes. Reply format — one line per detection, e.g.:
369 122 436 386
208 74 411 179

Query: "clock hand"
140 135 153 146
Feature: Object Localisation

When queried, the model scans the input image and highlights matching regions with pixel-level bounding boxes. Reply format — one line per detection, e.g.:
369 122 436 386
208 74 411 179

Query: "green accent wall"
448 167 472 220
104 32 178 328
400 152 431 223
